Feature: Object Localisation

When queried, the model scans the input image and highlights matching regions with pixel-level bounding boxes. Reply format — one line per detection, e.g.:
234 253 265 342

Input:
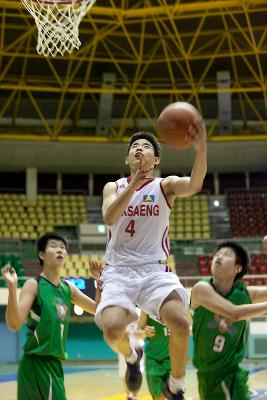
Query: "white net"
21 0 97 57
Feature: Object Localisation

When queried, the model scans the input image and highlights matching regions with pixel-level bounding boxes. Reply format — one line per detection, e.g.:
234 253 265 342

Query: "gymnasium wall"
0 140 266 174
0 304 116 362
0 322 194 363
0 321 115 363
0 323 18 363
19 323 116 361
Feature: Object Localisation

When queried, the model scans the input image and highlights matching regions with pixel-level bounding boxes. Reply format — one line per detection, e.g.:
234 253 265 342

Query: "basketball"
157 102 200 149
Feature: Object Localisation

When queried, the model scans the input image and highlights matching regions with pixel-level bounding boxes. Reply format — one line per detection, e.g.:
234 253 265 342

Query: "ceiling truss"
0 0 266 142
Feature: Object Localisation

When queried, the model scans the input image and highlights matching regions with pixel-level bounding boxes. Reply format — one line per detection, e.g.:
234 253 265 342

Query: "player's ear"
125 156 129 166
39 251 44 262
236 264 242 273
154 156 160 167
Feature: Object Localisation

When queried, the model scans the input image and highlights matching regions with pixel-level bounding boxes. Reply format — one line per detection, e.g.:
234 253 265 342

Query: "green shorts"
18 354 67 400
197 366 250 400
145 356 171 399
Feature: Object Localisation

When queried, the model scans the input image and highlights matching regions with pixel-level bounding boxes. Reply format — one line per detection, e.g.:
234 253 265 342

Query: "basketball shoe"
163 383 185 400
125 348 143 392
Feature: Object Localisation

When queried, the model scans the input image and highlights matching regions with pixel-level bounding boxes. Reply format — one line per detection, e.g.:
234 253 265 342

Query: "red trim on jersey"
161 226 170 259
160 180 172 209
136 179 155 191
165 265 171 272
165 232 170 253
126 176 155 191
106 229 111 245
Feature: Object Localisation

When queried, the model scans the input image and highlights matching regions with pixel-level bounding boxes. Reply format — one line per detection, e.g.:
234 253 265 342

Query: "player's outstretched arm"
163 116 207 199
88 259 103 305
1 264 37 331
247 286 267 303
191 281 267 321
69 282 96 315
102 181 137 226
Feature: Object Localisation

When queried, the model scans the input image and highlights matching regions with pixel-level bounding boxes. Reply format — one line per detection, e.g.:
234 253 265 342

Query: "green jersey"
192 279 251 375
145 316 169 361
24 276 71 360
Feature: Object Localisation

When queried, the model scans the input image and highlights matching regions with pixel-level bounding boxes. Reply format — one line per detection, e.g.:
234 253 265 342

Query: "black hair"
126 131 161 157
37 232 67 266
213 240 250 281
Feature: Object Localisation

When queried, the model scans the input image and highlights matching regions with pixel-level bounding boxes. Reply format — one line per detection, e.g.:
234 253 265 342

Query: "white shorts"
94 263 188 329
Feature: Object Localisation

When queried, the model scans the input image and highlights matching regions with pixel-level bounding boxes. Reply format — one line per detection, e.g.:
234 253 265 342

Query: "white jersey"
104 177 171 267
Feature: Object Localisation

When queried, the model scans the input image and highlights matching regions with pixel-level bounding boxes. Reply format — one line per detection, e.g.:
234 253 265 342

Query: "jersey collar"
127 176 155 191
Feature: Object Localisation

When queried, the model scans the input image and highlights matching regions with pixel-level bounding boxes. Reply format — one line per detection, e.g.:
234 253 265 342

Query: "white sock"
125 348 138 364
168 375 185 394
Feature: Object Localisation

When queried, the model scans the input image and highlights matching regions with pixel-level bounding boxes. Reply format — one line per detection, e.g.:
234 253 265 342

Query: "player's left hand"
95 276 104 291
88 259 103 279
132 154 154 183
144 325 155 337
188 115 207 152
1 263 18 285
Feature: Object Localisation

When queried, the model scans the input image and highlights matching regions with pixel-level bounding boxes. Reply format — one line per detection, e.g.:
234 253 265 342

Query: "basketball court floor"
0 360 267 400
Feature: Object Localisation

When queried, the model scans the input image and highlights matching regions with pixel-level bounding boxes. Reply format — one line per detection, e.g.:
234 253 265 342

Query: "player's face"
211 247 241 280
40 239 67 268
126 139 159 170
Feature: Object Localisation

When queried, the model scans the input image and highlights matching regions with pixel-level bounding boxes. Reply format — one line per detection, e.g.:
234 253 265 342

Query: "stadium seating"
249 253 267 284
169 194 211 240
0 194 88 240
197 252 267 285
197 255 210 276
61 254 103 278
227 190 267 237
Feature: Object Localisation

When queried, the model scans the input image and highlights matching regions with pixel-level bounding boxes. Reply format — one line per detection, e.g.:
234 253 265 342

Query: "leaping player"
94 126 207 400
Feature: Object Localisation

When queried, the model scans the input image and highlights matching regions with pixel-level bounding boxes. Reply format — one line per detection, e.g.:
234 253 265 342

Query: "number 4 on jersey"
125 220 136 237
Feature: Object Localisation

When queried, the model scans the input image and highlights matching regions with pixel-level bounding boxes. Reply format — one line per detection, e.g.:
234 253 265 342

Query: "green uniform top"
145 316 169 361
192 278 251 375
24 276 71 360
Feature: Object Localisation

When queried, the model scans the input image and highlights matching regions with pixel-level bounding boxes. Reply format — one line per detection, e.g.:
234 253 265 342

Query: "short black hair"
37 232 67 266
213 240 250 281
126 131 161 157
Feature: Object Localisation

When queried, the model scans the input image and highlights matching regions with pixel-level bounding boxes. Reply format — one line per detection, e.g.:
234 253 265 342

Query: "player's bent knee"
103 325 124 342
168 316 190 337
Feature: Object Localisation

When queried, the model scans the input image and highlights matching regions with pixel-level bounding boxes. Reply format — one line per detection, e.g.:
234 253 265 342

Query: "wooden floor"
0 360 267 400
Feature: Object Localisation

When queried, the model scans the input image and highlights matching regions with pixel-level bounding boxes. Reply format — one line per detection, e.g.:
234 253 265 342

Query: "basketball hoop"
21 0 97 57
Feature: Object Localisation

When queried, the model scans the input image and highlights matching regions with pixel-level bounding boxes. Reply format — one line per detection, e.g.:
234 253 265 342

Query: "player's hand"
96 276 104 292
188 115 207 152
88 259 103 279
144 325 155 337
132 154 154 184
1 263 18 285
